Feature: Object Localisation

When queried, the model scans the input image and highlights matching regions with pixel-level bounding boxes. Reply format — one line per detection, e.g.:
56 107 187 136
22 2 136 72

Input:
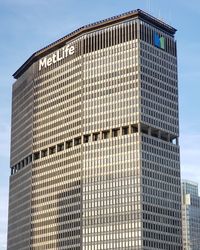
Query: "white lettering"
47 57 53 66
69 46 75 55
56 50 63 61
39 45 75 71
52 53 57 63
39 57 47 71
64 45 70 57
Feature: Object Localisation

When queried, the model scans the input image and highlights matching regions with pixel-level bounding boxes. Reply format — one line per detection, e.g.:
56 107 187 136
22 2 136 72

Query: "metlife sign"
39 44 75 71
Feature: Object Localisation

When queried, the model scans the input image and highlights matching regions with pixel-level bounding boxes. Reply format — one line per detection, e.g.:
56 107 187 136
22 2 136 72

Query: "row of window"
32 204 81 221
141 114 178 135
141 57 177 80
143 204 180 218
141 65 177 83
34 87 81 108
142 170 180 186
32 224 81 237
32 173 81 199
140 43 176 65
141 96 178 116
11 123 178 176
141 74 177 95
142 195 180 210
30 237 81 249
36 59 81 85
32 196 80 213
143 239 181 249
143 212 180 227
31 211 80 228
31 180 81 206
11 124 138 175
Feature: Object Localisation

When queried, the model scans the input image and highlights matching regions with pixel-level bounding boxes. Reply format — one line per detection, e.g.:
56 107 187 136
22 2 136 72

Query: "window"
66 140 73 149
112 128 120 137
57 143 64 152
49 146 56 155
34 152 40 160
74 137 81 146
141 125 148 135
29 154 32 163
84 135 91 143
25 157 29 165
102 130 110 139
131 124 138 133
122 126 129 135
41 149 48 158
21 160 24 168
93 133 100 141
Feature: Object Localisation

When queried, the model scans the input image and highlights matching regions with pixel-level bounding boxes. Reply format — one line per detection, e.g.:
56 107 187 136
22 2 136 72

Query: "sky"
0 0 200 249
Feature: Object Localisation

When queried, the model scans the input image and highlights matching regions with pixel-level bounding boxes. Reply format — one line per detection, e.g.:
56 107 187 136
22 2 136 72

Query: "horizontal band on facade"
11 123 178 176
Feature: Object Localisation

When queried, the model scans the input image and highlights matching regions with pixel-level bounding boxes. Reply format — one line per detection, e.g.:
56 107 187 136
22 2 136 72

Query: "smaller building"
182 180 200 249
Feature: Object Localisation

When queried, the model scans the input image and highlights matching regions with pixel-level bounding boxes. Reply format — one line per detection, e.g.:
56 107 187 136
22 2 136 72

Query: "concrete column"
138 123 141 133
120 127 122 136
128 125 132 135
110 129 112 138
100 131 102 140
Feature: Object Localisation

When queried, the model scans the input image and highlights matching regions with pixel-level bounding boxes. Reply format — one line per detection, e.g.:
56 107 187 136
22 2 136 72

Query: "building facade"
182 180 200 250
7 9 182 250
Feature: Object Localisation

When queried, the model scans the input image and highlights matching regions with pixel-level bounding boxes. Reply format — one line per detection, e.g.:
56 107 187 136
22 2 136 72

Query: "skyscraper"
7 9 182 250
182 180 200 250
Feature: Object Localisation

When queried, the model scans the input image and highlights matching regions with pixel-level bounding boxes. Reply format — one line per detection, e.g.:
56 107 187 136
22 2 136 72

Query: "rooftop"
182 179 199 187
13 9 176 79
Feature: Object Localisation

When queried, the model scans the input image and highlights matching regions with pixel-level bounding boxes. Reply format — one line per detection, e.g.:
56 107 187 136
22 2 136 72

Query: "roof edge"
13 9 176 79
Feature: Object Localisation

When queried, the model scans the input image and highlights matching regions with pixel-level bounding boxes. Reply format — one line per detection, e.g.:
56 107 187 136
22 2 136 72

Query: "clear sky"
0 0 200 249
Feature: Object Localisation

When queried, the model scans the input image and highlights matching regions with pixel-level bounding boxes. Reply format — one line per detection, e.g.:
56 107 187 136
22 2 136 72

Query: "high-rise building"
182 180 200 250
7 9 182 250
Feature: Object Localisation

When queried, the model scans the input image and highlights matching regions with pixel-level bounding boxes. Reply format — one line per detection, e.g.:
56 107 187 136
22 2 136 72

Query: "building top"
182 179 199 187
13 9 176 79
182 180 199 197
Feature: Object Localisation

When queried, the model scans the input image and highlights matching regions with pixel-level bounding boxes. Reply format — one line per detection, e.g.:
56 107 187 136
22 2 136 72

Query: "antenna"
146 0 151 14
157 8 164 22
158 9 161 20
168 10 172 25
149 0 151 14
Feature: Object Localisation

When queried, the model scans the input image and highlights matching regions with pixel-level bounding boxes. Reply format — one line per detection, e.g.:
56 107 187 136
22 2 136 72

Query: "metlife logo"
39 44 75 71
154 33 165 50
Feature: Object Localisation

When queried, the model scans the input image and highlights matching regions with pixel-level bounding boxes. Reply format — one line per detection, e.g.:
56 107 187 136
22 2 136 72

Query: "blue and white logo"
154 33 165 49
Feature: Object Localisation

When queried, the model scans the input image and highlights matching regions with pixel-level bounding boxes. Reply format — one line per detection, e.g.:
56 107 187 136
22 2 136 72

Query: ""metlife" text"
39 45 75 71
